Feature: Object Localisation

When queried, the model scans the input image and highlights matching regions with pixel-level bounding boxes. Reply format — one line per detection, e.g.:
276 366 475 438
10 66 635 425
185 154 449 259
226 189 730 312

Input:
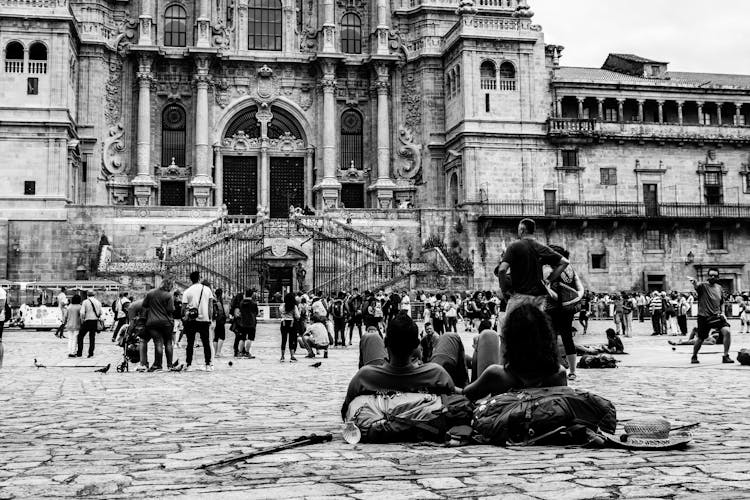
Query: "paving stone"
417 477 465 489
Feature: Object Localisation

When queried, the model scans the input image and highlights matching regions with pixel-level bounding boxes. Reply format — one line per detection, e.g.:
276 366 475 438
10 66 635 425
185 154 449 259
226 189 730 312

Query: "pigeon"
34 358 46 369
228 361 233 367
94 363 111 374
310 362 322 368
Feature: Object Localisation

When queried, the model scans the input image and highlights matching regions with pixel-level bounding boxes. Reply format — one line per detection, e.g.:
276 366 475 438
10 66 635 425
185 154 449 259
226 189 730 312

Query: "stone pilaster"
189 55 214 207
196 0 210 47
375 0 390 55
369 64 395 209
314 64 340 208
138 0 153 45
321 0 336 53
132 55 156 205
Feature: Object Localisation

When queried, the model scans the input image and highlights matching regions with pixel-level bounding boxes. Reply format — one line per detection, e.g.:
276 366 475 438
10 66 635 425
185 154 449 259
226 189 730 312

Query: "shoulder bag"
183 286 204 322
90 299 105 332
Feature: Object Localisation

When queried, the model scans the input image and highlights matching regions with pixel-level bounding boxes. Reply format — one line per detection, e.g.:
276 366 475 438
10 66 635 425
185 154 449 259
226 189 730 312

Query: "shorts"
213 322 226 341
238 325 256 341
697 315 729 340
147 323 173 343
348 314 363 326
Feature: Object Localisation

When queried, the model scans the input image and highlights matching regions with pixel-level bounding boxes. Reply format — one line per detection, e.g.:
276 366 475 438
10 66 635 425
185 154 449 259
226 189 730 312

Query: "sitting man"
358 325 387 368
458 304 567 401
299 320 330 359
342 312 455 420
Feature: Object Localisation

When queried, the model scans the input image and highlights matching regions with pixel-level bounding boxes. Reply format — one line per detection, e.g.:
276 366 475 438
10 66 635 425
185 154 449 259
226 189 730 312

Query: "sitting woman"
459 304 567 401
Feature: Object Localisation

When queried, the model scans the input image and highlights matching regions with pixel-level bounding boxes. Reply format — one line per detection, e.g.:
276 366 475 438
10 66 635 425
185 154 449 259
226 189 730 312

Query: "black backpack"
238 298 257 328
738 349 750 366
472 386 617 446
331 299 345 318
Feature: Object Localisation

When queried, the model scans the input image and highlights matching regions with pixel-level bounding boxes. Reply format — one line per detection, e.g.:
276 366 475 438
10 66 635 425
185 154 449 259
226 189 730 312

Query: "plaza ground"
2 318 750 499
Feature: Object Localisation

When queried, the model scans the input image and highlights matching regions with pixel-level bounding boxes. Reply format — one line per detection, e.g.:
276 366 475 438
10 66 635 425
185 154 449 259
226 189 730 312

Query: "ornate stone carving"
222 131 261 150
110 17 138 54
401 71 421 134
212 20 234 52
396 126 423 181
155 159 191 179
338 160 369 182
102 123 127 177
215 79 230 108
300 85 312 110
107 175 131 205
105 57 123 127
268 132 305 153
257 64 277 99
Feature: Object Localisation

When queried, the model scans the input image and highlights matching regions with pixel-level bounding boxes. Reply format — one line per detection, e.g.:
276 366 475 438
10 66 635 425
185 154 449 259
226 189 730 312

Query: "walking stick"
197 433 333 470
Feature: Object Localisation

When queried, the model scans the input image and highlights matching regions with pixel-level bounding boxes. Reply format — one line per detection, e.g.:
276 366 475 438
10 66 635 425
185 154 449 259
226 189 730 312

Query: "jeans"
430 332 469 387
623 312 633 336
333 317 347 345
184 321 211 366
77 319 98 356
280 320 296 354
146 323 173 369
445 316 458 333
677 314 688 335
651 311 663 335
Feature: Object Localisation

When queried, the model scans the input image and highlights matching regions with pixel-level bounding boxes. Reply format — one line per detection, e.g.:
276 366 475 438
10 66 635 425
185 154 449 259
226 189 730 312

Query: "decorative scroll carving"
102 123 127 177
110 17 138 54
401 71 421 134
396 126 422 181
105 57 123 127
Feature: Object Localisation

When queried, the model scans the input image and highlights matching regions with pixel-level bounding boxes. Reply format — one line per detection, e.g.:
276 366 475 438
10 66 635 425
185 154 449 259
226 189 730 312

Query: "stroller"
116 320 142 372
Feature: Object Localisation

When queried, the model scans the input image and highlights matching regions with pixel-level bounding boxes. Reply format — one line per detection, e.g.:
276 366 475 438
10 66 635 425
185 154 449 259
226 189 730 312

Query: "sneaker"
67 354 77 358
247 354 256 359
184 365 191 372
723 355 735 364
135 365 147 372
323 351 328 359
280 356 285 362
290 356 297 363
205 364 214 372
691 356 699 364
148 365 163 372
305 353 315 358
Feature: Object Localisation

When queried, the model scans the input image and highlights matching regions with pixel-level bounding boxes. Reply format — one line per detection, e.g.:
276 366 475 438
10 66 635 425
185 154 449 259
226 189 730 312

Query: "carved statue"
295 262 307 291
396 126 423 181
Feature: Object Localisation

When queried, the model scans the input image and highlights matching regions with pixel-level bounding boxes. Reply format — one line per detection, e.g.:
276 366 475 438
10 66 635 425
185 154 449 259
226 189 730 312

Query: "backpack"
738 349 750 366
577 354 619 369
471 386 617 446
345 392 474 443
213 300 226 323
349 296 363 316
238 298 256 328
331 299 345 319
372 301 383 318
432 303 444 321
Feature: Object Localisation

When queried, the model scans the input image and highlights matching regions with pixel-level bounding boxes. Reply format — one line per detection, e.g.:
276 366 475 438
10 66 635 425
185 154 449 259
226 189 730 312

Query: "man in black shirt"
496 218 569 315
689 269 734 364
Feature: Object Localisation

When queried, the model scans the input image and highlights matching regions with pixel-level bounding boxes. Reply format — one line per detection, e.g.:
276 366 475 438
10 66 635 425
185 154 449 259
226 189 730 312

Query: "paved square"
1 320 750 499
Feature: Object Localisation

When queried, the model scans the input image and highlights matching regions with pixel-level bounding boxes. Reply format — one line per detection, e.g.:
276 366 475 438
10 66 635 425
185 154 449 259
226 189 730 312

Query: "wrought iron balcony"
548 118 750 145
474 200 750 219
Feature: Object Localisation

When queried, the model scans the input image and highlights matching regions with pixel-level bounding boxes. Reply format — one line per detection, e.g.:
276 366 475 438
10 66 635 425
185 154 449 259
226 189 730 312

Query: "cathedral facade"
1 0 749 293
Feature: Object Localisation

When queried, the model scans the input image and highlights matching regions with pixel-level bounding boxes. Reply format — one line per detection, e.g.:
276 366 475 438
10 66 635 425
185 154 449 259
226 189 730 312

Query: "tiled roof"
609 53 667 64
555 66 750 89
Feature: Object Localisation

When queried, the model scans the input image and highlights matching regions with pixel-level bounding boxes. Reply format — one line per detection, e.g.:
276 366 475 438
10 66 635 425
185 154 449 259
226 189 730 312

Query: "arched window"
455 65 461 95
28 42 47 74
480 61 496 90
249 0 282 51
164 5 187 47
340 109 363 170
446 72 453 99
4 41 24 73
162 104 186 167
449 172 459 207
340 13 362 54
498 61 516 90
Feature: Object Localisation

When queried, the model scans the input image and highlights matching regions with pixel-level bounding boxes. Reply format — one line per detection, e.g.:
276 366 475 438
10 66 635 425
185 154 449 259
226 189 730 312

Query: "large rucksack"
472 386 617 446
738 349 750 366
238 298 257 329
331 299 345 319
432 303 444 321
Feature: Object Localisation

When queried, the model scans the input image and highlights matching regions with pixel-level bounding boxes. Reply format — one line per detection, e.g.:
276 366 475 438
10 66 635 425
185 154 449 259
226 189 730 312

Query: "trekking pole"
197 433 333 470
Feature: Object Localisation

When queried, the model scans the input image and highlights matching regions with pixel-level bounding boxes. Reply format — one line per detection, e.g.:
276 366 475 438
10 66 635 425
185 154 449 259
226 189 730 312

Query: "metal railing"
478 200 750 219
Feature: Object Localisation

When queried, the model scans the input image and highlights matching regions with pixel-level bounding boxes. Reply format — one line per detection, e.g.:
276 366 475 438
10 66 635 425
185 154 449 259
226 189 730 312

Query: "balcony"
473 200 750 220
548 118 750 145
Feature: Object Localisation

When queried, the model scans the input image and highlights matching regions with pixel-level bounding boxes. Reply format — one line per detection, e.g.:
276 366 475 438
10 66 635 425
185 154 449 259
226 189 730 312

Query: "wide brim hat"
603 419 696 450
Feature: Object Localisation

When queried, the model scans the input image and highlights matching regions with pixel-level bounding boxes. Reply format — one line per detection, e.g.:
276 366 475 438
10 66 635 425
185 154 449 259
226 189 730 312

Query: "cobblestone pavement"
2 318 750 499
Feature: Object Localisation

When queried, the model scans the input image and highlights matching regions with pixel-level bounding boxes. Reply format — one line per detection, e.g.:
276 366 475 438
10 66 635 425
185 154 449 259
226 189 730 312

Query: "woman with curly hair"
458 304 567 401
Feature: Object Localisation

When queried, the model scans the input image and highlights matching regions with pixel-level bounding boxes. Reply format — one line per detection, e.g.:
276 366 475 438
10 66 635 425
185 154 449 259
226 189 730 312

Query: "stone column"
305 147 314 208
190 56 214 206
657 100 664 123
375 0 390 55
314 63 340 208
259 141 269 210
238 0 248 51
321 0 336 53
138 0 152 45
576 97 585 119
736 102 743 125
697 101 704 124
637 100 645 122
716 103 723 126
132 55 156 205
369 64 395 208
677 101 684 125
597 98 604 120
196 0 211 47
214 145 223 206
617 99 624 122
554 98 562 118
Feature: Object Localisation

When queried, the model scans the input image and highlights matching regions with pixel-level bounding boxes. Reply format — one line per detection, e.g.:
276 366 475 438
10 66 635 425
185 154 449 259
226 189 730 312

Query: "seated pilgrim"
342 313 455 420
458 304 567 401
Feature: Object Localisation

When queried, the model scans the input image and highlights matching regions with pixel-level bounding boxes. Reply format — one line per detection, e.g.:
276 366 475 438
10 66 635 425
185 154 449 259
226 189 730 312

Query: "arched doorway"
218 104 312 217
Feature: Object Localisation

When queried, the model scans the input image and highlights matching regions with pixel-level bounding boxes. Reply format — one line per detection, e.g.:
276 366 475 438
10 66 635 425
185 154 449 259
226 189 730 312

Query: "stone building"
0 0 749 294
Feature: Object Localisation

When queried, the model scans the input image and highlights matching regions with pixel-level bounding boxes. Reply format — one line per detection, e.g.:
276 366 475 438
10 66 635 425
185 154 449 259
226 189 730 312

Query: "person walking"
234 289 258 359
636 292 647 322
64 295 83 358
444 295 458 333
648 292 663 335
172 291 183 348
677 293 690 335
182 271 215 371
111 292 130 342
347 288 364 344
280 292 299 362
77 290 102 358
56 286 69 339
689 269 734 364
212 288 227 358
0 285 7 369
141 278 177 372
330 292 348 347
